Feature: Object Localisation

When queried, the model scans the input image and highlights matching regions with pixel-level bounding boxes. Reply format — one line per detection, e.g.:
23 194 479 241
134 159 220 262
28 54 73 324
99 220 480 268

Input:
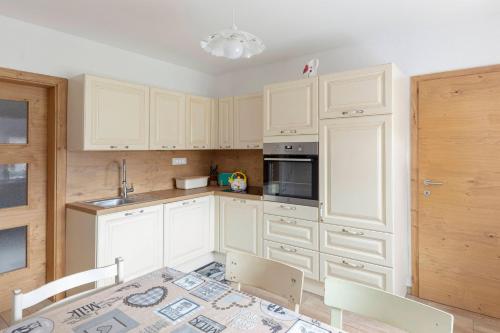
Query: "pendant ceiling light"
200 9 265 59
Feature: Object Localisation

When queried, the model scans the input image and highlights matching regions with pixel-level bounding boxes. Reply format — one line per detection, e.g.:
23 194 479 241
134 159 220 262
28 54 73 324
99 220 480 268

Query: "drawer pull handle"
280 245 297 253
124 209 144 216
342 259 364 269
162 145 168 149
279 218 296 225
109 145 118 149
182 201 191 206
279 205 296 210
341 228 364 236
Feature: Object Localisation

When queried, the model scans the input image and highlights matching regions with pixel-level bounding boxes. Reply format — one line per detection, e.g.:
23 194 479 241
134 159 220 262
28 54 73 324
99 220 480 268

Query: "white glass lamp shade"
200 28 265 59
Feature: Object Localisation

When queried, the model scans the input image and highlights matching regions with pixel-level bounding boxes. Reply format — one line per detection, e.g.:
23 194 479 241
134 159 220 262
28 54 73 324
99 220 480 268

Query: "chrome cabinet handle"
280 245 297 253
124 145 129 149
319 202 324 221
124 209 144 216
342 110 365 116
279 218 296 225
193 145 199 149
264 158 312 162
161 145 168 149
342 259 364 269
341 228 364 236
109 145 118 149
423 179 444 186
279 204 296 210
279 129 298 134
182 200 197 206
172 145 176 149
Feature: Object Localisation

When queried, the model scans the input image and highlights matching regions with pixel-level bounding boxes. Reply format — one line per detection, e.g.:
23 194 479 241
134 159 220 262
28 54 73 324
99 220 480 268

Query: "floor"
1 288 499 332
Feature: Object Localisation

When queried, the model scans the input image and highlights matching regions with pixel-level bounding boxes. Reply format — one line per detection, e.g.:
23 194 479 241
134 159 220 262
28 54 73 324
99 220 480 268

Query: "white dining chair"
324 277 454 333
225 251 304 312
11 257 124 323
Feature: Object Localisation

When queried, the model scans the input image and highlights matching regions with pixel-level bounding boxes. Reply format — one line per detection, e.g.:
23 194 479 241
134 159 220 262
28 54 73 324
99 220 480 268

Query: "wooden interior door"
416 68 500 318
0 80 49 311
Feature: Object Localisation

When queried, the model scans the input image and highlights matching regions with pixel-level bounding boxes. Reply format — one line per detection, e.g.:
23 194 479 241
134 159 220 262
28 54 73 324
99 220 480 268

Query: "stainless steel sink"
85 196 143 208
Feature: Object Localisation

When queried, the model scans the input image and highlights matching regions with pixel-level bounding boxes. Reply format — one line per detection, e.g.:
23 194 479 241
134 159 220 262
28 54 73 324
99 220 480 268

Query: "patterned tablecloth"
2 267 343 333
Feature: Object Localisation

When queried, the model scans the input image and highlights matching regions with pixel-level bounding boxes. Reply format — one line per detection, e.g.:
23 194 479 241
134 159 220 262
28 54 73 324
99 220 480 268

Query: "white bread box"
175 176 209 190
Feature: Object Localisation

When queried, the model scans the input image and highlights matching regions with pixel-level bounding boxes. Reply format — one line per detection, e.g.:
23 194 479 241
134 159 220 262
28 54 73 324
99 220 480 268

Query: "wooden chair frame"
12 257 124 323
324 277 453 333
225 251 304 312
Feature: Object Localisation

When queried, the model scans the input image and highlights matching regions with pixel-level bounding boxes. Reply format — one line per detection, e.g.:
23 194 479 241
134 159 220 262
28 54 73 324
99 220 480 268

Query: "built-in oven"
263 142 318 207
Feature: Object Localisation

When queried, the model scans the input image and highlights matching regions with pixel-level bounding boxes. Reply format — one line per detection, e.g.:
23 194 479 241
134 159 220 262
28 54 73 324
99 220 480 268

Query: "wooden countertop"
66 186 263 215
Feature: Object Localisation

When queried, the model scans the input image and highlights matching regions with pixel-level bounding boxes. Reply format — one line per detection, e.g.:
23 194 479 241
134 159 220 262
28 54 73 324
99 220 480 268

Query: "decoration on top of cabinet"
302 59 319 77
200 9 265 59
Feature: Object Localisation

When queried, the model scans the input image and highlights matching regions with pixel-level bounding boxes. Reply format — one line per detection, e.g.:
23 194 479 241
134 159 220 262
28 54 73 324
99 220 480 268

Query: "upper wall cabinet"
234 93 263 149
263 77 318 137
68 75 150 150
150 88 186 150
218 97 234 149
319 64 392 119
186 95 212 149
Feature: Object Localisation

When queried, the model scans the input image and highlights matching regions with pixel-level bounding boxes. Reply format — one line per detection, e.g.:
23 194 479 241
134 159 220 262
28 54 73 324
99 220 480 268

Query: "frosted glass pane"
0 99 28 144
0 226 27 273
0 163 28 209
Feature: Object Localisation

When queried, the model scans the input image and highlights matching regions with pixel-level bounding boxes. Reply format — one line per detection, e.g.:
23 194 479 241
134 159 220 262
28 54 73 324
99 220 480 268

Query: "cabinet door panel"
220 197 263 256
264 240 319 280
150 88 186 150
218 97 234 149
319 115 392 232
186 95 212 149
263 214 318 251
320 65 392 119
320 253 393 292
86 75 149 150
264 77 318 136
234 94 263 149
164 196 212 267
97 205 163 284
320 224 393 267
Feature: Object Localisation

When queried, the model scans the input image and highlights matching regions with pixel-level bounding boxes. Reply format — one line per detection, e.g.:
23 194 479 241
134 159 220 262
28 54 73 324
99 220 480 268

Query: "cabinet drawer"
264 240 319 280
319 65 391 119
320 224 393 267
319 253 393 292
264 214 318 250
264 201 318 221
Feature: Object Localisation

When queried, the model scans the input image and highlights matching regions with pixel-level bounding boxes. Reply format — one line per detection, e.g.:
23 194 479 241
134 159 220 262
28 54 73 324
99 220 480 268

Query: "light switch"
172 157 187 165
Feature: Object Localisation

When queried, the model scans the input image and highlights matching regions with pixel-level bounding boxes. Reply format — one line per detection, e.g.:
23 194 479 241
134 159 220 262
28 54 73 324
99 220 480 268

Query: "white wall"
0 15 217 96
215 20 500 96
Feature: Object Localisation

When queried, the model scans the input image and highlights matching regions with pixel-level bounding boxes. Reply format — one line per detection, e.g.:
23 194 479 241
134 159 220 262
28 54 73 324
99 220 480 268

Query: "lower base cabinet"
319 253 394 292
264 240 319 280
164 196 214 267
66 205 164 291
220 197 263 256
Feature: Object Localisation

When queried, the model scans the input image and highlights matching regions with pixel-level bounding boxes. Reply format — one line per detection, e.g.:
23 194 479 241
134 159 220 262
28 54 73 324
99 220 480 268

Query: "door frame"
0 67 67 288
410 64 500 296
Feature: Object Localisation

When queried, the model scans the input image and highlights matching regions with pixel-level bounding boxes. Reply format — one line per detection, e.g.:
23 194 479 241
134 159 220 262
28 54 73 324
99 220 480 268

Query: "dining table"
2 266 342 333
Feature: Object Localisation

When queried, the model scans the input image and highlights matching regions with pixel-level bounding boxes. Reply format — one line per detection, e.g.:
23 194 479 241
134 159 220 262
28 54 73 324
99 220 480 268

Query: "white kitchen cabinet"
319 224 393 267
186 95 212 149
149 88 186 150
234 93 263 149
319 64 392 119
263 214 319 251
68 74 150 150
164 196 214 268
263 77 318 137
264 240 319 280
319 115 392 233
66 205 164 291
220 197 263 256
319 253 394 292
218 97 234 149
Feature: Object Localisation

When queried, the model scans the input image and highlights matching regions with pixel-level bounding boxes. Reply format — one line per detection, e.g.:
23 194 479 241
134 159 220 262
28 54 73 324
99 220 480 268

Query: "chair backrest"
12 257 124 323
324 277 454 333
225 251 304 312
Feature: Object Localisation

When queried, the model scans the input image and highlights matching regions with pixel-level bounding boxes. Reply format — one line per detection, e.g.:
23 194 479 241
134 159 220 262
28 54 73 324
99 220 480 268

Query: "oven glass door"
263 156 318 202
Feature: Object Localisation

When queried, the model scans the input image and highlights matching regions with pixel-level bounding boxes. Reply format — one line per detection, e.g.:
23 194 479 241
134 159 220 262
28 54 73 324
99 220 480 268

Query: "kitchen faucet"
121 159 134 199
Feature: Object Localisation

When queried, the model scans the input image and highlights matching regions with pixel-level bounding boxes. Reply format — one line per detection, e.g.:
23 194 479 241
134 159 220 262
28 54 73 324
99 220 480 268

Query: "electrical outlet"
172 157 187 166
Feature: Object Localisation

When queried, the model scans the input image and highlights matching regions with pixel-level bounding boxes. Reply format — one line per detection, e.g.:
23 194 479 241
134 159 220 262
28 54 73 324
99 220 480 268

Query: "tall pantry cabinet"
318 64 409 296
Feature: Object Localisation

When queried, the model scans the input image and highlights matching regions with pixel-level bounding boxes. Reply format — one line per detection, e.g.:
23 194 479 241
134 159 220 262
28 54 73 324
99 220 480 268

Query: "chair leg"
330 308 343 329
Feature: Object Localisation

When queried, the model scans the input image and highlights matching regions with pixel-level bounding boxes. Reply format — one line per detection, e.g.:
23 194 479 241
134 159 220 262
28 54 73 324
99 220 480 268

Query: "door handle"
423 179 444 186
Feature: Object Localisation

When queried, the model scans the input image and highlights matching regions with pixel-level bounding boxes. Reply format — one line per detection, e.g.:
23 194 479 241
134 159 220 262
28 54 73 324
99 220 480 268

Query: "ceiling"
0 0 498 75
